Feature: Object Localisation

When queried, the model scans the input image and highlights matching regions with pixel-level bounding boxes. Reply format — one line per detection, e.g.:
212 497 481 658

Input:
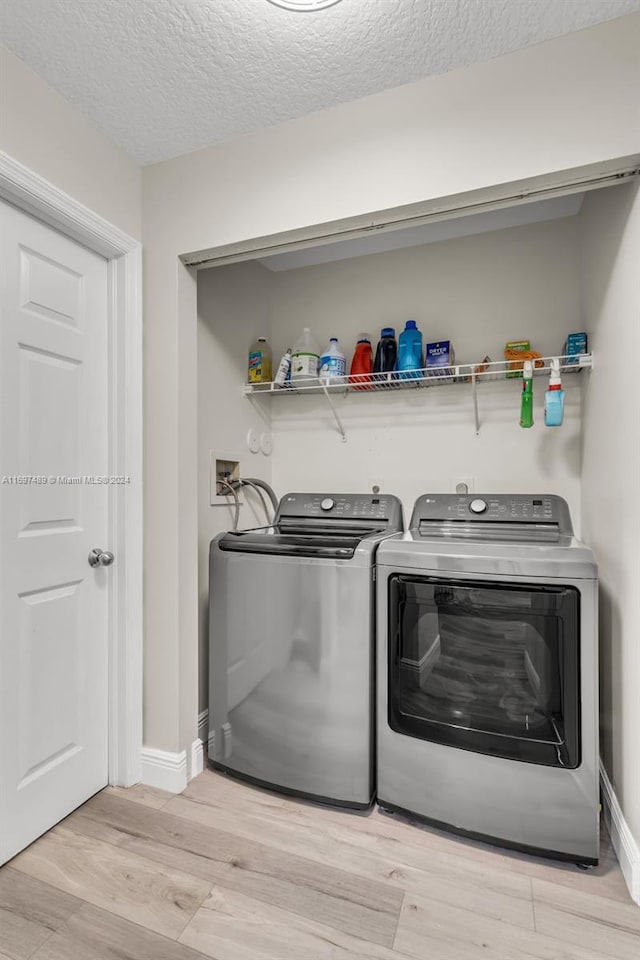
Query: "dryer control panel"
277 492 403 526
411 494 573 539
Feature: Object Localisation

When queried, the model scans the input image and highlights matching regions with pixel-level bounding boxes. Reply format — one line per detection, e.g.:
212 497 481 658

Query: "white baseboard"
198 708 209 744
600 760 640 905
190 738 204 779
140 746 187 794
141 714 208 793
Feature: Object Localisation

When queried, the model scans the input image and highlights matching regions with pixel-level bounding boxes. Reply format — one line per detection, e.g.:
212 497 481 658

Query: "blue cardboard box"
563 332 588 364
426 341 456 380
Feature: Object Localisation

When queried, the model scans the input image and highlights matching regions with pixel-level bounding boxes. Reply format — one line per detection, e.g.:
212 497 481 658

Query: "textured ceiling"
1 0 639 165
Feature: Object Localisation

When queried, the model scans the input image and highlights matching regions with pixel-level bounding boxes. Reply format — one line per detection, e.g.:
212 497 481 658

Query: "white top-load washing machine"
209 492 404 808
376 493 598 865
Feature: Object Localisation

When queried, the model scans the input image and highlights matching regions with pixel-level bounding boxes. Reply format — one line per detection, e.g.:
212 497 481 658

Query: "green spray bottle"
519 360 534 428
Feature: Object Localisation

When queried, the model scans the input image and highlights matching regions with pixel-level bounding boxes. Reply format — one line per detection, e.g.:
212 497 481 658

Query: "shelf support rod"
472 373 480 436
320 381 347 442
244 389 271 427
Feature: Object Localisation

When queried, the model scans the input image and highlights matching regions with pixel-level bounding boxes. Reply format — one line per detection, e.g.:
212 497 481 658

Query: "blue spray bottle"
544 358 565 427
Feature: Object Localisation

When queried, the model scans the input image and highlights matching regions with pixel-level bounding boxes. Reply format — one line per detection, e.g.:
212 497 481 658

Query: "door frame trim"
0 150 143 787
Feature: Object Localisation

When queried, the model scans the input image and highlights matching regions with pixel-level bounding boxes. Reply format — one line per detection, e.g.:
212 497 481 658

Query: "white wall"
0 46 141 239
579 182 640 846
268 216 583 524
197 262 274 714
142 15 640 757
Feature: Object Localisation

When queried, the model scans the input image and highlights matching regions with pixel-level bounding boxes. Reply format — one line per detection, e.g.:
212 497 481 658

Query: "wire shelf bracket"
320 379 347 441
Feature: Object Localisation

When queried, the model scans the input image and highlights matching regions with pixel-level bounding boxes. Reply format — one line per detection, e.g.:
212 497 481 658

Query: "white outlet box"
450 477 474 494
369 478 384 494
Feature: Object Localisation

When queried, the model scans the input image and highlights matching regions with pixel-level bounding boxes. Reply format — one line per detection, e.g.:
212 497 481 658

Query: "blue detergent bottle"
397 321 423 380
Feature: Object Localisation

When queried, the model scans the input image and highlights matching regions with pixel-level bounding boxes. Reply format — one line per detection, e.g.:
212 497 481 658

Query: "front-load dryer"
376 493 598 864
209 492 404 808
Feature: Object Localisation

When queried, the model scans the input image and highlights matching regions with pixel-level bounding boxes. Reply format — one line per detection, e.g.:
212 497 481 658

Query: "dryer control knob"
469 498 488 514
320 498 335 511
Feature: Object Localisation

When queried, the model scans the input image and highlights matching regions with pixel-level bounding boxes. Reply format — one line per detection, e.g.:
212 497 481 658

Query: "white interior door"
0 200 110 863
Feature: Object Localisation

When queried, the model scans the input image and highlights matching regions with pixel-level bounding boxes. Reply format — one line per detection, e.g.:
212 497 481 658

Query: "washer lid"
218 523 384 559
218 491 404 558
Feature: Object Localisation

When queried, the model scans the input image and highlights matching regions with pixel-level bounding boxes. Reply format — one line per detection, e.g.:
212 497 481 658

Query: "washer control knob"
320 498 335 511
469 498 488 514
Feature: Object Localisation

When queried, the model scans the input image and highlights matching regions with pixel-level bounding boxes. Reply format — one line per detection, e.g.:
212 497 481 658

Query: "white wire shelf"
243 353 593 440
243 354 592 396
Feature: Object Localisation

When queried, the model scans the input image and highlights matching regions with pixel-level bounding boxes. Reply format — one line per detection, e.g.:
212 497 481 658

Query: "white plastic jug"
319 337 346 382
291 328 320 381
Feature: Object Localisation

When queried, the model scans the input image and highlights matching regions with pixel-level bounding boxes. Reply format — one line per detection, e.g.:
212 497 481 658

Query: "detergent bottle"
397 321 423 380
373 328 397 383
349 334 373 390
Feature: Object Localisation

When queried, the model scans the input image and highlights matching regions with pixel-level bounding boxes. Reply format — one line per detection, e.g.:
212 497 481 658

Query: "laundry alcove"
194 169 639 851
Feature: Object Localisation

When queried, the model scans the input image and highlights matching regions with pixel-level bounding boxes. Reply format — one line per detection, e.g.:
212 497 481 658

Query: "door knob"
88 548 115 568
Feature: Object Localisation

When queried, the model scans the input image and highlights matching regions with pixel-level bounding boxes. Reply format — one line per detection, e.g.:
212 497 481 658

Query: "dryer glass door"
388 576 580 768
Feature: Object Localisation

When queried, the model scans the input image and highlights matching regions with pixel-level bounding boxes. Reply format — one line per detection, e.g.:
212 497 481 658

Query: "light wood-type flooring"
1 769 638 960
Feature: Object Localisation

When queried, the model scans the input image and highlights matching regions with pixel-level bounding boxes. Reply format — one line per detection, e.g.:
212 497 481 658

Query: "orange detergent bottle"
349 333 373 390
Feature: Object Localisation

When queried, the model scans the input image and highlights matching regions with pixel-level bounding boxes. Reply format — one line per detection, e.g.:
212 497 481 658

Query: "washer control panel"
411 494 573 535
277 493 403 526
